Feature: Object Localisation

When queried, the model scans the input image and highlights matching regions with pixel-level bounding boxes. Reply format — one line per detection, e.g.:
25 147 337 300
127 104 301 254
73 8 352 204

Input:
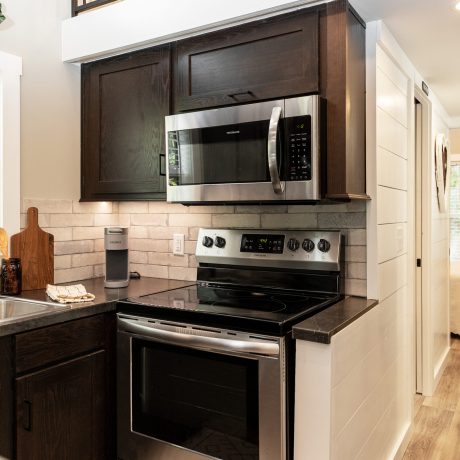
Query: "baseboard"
391 421 413 460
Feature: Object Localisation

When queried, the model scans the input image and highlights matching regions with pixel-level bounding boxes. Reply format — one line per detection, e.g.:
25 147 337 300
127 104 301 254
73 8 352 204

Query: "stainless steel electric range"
117 228 344 460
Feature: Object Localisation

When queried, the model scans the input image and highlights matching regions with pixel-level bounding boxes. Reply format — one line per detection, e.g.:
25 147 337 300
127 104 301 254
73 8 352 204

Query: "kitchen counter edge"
293 296 379 344
0 277 194 337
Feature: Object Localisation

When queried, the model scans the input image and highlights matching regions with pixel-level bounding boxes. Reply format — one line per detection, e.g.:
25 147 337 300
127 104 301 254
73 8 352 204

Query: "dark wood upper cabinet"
320 1 368 200
173 11 319 112
80 0 366 201
81 46 170 201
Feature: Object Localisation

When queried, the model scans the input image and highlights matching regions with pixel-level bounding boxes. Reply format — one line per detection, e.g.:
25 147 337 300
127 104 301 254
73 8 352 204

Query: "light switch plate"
173 233 185 255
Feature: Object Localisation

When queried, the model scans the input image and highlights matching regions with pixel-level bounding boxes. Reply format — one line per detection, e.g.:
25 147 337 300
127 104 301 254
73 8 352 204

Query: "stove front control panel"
196 228 342 271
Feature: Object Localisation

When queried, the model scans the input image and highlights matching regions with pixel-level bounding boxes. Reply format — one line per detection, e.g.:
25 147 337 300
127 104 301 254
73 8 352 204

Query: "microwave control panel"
286 115 312 181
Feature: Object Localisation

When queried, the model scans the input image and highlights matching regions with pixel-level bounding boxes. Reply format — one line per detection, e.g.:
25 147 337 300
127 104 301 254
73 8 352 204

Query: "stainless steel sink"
0 297 69 324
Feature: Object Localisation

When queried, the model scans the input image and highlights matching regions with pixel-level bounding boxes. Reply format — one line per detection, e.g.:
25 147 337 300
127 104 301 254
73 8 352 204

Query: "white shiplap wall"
294 23 414 460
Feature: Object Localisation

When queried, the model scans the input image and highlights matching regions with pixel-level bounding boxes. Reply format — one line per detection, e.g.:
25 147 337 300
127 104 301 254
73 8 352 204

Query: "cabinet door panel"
82 46 170 200
16 351 106 460
174 11 319 112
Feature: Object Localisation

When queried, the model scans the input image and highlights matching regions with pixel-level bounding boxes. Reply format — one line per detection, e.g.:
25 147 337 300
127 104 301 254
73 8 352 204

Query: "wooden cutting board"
11 207 54 290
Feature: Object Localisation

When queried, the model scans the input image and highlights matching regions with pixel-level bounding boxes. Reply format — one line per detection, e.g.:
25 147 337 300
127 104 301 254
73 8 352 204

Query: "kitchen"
0 0 457 459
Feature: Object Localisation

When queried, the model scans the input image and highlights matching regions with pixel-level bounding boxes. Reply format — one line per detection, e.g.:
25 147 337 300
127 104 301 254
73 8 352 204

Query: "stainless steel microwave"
165 95 322 204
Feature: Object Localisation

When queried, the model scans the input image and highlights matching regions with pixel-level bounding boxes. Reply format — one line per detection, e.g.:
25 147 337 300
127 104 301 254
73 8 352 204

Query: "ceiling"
350 0 460 124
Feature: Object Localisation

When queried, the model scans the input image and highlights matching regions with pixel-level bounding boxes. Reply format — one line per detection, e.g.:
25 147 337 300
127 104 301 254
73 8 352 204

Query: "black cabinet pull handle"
23 400 32 431
159 154 166 176
228 91 254 100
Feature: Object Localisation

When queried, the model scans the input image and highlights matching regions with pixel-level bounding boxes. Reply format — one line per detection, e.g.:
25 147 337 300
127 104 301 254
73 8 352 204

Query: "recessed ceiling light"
455 1 460 11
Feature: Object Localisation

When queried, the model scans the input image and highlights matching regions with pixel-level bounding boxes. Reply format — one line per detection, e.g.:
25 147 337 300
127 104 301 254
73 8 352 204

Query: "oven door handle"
267 106 285 195
118 318 280 357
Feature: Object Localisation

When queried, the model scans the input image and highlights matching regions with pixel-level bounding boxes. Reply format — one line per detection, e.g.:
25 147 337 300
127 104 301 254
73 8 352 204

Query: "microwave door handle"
267 106 284 194
118 317 279 357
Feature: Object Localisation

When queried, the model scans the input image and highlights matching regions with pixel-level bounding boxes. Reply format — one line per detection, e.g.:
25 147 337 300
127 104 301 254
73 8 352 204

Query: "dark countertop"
292 296 378 344
0 277 194 337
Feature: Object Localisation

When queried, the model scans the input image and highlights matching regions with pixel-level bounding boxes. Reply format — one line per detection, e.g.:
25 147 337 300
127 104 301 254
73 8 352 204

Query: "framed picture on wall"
435 133 449 213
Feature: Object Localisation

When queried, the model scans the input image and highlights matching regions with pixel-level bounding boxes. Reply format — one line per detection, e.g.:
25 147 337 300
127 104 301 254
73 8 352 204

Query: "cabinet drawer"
15 315 105 374
173 10 319 112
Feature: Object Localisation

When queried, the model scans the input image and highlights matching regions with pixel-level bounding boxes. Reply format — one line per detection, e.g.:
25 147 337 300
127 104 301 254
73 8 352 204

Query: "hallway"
403 336 460 459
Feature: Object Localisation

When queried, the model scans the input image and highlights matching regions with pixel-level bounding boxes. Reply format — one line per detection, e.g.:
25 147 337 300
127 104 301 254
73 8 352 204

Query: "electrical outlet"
173 233 185 255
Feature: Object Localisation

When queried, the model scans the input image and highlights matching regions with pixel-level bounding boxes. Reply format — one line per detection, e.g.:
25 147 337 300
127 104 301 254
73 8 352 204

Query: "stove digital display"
240 234 285 254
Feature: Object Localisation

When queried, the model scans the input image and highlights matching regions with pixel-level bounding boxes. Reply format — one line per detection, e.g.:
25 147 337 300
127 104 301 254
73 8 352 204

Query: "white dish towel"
46 284 96 304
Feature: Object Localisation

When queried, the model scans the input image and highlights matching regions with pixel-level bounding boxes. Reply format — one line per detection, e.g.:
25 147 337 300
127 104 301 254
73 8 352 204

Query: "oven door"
166 99 286 203
117 315 286 460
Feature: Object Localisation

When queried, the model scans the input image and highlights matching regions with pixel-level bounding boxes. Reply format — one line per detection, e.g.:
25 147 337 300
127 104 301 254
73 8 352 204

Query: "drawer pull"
23 400 32 431
228 91 254 100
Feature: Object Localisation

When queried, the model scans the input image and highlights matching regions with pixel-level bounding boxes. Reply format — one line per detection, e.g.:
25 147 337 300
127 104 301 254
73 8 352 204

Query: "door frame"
414 85 433 395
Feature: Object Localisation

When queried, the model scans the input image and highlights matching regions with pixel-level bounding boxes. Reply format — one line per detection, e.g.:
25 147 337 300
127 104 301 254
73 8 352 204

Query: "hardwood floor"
403 335 460 460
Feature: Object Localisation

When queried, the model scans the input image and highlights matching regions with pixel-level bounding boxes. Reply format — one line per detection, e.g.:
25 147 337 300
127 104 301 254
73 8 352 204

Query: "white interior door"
414 100 423 393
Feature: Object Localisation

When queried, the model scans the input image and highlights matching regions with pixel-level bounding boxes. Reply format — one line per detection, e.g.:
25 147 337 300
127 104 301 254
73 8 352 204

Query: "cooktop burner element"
119 228 344 335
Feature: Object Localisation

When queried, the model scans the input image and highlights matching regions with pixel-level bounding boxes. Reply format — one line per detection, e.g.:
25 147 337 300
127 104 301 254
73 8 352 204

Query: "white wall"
62 0 322 62
365 21 413 458
0 0 80 200
0 51 22 236
430 109 450 380
366 10 451 432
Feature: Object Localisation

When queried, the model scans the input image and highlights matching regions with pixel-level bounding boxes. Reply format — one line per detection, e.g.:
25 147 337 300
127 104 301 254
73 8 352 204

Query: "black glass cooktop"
119 284 341 336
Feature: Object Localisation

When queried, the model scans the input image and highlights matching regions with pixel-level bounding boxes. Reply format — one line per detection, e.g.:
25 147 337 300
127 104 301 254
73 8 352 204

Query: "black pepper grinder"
1 258 22 295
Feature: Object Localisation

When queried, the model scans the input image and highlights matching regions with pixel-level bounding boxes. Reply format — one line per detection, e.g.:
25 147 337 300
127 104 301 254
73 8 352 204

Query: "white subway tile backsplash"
149 202 189 214
318 213 366 229
54 266 94 284
149 226 189 239
347 229 367 246
50 213 94 227
130 251 148 264
95 239 105 252
129 239 169 252
22 198 73 214
130 263 168 279
169 214 212 227
261 213 317 228
55 240 94 255
72 252 105 268
129 226 149 239
24 198 367 291
72 201 113 214
46 227 73 242
55 255 72 269
189 205 233 214
131 214 168 226
94 213 130 227
94 264 105 277
147 252 189 267
119 202 149 214
212 214 260 228
73 226 104 241
236 205 287 214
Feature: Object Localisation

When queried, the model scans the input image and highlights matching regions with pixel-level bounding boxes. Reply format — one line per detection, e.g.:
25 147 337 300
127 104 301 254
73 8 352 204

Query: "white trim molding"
0 50 22 237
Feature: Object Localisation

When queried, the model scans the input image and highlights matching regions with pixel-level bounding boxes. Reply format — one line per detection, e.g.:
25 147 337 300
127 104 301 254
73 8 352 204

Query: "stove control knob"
302 238 315 253
215 236 226 248
202 236 214 248
287 238 300 252
318 239 331 253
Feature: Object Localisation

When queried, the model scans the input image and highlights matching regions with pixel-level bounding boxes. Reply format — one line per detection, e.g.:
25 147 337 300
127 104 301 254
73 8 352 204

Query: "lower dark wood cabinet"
0 313 117 460
16 350 106 460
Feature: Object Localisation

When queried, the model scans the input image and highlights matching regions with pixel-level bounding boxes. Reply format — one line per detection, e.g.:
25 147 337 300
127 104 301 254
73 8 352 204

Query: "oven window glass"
132 339 259 459
168 119 278 186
